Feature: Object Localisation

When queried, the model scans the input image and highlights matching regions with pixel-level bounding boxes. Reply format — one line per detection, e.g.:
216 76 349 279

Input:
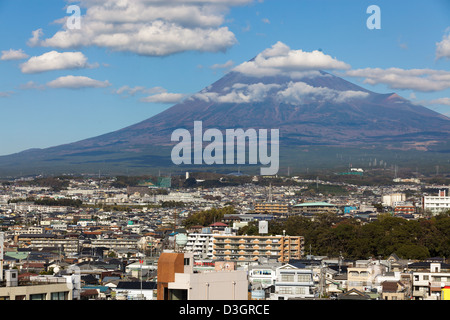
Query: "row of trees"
183 206 236 229
239 212 450 260
9 197 82 207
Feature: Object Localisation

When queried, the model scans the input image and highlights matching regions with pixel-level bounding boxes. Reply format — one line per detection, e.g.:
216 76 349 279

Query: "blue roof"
83 285 111 293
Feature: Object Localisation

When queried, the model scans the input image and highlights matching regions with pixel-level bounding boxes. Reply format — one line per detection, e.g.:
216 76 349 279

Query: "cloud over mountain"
232 41 351 78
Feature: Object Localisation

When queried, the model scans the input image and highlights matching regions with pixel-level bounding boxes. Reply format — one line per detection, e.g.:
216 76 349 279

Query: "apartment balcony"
430 281 450 290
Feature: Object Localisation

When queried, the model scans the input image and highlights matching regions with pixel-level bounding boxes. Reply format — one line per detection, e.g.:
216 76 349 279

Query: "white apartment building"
382 193 406 207
248 263 279 289
412 263 450 300
185 233 214 260
347 260 387 293
269 262 315 300
423 190 450 215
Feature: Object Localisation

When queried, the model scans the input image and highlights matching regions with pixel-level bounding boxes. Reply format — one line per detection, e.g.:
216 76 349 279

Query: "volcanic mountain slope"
63 70 450 149
0 69 449 175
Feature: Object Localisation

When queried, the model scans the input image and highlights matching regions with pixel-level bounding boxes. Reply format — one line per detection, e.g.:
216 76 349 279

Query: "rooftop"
293 202 336 207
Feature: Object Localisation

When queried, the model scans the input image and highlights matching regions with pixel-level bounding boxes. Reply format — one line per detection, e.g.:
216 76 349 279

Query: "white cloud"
210 60 234 69
0 91 14 98
47 75 111 89
0 49 29 61
140 92 186 104
115 84 185 103
192 82 280 103
191 81 367 105
345 67 450 92
276 81 368 104
115 85 167 96
233 41 351 78
19 81 46 91
427 97 450 106
27 29 43 47
20 51 93 74
436 32 450 60
32 0 254 56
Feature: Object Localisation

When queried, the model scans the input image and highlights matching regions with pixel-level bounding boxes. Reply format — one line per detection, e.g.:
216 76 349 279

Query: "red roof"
210 222 228 227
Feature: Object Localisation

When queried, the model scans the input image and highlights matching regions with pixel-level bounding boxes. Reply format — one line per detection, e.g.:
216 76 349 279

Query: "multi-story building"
254 202 290 215
394 202 416 215
411 262 450 300
423 190 450 215
212 235 304 264
89 238 139 251
347 261 387 293
185 233 214 260
291 202 339 215
269 261 315 300
0 269 80 300
382 193 406 207
16 234 80 254
248 263 280 289
156 252 248 300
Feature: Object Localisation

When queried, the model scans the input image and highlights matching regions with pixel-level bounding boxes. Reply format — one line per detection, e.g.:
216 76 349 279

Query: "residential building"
269 261 315 300
423 190 450 215
248 262 280 289
156 251 248 300
382 193 406 207
185 232 214 260
113 281 157 300
254 202 290 215
411 262 450 300
381 281 409 300
291 202 339 215
15 234 80 254
394 202 416 215
212 235 304 264
0 269 79 300
347 260 387 293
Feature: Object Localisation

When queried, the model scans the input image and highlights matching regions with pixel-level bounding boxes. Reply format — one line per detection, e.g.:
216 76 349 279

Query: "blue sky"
0 0 449 156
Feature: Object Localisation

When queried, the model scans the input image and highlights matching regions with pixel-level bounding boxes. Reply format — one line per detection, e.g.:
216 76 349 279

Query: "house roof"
80 289 99 297
337 288 371 300
382 281 401 293
285 260 306 269
210 222 228 227
83 285 111 293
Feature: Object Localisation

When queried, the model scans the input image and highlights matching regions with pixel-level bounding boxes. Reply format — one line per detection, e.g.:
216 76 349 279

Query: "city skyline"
0 0 449 156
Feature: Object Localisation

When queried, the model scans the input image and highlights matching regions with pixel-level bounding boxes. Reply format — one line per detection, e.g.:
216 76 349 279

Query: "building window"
278 287 292 294
281 274 294 282
30 294 46 300
51 292 68 300
295 287 306 295
297 274 310 282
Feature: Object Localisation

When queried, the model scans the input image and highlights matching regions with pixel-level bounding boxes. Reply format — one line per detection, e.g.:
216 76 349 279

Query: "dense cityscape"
1 3 450 313
0 168 449 302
